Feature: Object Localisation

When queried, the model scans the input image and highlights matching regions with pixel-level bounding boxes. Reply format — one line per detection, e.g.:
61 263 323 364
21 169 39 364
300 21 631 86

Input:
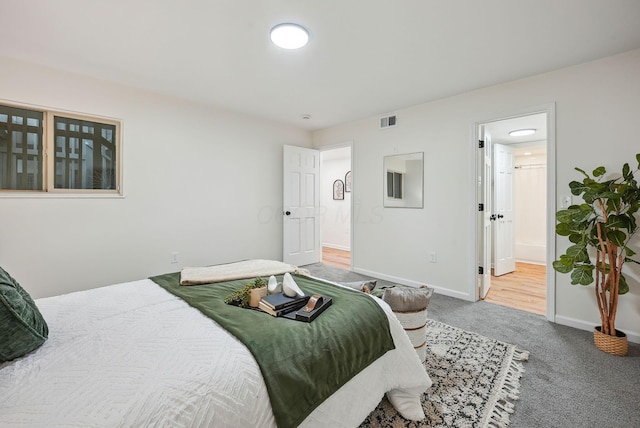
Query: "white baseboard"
555 315 640 344
515 259 546 266
352 267 473 301
321 243 351 251
515 243 546 265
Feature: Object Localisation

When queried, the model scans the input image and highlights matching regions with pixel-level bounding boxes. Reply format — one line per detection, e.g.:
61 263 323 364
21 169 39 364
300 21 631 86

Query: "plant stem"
595 222 609 334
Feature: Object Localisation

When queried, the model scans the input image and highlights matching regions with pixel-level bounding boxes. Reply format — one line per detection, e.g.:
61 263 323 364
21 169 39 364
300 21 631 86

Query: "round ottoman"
382 285 433 362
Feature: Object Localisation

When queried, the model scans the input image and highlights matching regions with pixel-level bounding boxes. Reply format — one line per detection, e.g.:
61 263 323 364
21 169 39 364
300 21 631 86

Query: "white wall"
312 49 640 341
514 152 546 264
0 56 311 298
320 147 351 250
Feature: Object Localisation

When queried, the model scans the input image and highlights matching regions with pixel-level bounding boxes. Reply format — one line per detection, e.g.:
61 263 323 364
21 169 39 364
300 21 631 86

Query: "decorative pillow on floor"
0 266 48 362
339 280 377 293
382 285 434 312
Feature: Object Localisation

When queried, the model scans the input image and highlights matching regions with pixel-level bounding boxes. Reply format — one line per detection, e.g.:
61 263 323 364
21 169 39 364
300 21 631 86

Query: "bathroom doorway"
319 145 352 269
478 112 549 315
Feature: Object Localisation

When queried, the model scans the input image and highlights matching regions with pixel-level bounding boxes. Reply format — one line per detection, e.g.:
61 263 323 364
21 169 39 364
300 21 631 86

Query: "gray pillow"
0 266 48 362
339 280 377 293
382 285 433 312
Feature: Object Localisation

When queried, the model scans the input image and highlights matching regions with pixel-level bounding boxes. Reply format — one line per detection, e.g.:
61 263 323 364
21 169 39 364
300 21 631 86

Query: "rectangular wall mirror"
383 152 424 208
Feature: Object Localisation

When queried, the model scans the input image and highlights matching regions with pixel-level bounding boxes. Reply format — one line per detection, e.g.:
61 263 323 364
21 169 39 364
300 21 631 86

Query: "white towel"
180 259 309 286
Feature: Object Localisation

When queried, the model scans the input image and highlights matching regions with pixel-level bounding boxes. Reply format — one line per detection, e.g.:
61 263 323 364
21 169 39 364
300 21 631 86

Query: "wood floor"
322 247 351 269
485 263 546 315
321 247 546 315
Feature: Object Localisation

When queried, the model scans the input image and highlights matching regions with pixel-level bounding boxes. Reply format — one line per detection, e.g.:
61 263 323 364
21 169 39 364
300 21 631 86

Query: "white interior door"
480 130 493 298
283 145 321 266
493 143 516 276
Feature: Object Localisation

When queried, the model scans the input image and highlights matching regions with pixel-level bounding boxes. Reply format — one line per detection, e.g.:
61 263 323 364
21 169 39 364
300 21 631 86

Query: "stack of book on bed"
258 293 332 322
258 293 309 317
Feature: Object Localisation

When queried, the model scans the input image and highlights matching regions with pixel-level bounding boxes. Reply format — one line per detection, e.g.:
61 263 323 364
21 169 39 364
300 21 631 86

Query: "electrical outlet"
429 252 437 263
171 252 179 264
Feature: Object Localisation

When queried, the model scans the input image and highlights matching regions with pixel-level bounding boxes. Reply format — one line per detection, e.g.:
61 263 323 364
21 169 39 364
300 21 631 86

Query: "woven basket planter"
393 308 428 362
383 286 433 362
405 324 427 347
393 308 428 330
594 326 628 356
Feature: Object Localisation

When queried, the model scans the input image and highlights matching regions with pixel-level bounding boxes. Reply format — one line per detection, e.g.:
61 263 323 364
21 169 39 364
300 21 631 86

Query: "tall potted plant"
553 154 640 356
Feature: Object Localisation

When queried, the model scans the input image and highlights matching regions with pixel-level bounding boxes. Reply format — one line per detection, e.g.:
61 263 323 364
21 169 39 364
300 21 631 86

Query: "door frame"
319 141 354 269
470 103 556 322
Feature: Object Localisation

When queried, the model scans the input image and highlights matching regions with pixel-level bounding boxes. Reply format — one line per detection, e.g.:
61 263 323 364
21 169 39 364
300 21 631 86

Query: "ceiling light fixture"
509 128 536 137
270 23 309 49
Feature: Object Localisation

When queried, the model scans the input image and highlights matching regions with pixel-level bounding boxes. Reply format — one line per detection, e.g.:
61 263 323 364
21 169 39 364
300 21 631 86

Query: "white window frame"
0 100 123 196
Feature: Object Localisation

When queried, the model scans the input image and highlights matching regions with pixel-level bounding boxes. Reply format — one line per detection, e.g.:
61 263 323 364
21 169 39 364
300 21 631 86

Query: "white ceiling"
1 0 640 131
484 112 546 142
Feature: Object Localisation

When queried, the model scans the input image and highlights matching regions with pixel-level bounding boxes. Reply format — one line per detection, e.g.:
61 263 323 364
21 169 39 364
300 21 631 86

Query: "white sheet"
0 279 431 427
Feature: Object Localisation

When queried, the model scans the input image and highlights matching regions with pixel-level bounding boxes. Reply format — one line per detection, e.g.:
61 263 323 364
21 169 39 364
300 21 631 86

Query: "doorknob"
497 214 504 219
284 210 291 216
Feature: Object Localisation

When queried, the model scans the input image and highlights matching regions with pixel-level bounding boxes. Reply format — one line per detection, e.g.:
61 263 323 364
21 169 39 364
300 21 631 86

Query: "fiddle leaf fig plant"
553 154 640 337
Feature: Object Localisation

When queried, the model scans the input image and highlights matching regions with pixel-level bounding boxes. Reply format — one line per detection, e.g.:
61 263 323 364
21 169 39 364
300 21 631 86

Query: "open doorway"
479 113 548 315
319 145 352 269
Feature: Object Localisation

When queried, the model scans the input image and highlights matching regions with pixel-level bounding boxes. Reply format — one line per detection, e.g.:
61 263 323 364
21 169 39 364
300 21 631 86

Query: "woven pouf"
382 286 433 362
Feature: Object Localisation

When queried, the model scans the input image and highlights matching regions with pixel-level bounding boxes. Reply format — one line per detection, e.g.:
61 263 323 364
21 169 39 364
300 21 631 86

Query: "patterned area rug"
360 320 529 428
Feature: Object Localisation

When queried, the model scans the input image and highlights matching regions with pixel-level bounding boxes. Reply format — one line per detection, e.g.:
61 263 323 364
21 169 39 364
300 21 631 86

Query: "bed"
0 261 431 427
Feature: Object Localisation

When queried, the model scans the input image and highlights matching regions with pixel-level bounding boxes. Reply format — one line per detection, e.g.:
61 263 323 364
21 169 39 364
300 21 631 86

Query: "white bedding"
0 279 431 427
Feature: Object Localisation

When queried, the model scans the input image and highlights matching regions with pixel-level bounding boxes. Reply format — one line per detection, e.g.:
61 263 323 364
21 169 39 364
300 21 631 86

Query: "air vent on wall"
379 114 397 129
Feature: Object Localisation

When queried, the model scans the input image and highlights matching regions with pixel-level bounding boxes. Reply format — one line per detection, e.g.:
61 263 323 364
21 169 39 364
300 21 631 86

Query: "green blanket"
150 273 395 428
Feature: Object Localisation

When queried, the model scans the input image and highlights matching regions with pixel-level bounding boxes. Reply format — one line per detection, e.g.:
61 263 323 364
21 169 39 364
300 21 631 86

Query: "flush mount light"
270 23 309 49
509 128 536 137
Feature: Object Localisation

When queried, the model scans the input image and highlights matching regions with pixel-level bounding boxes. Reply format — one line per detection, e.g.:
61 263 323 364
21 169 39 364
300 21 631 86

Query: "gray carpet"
303 263 640 428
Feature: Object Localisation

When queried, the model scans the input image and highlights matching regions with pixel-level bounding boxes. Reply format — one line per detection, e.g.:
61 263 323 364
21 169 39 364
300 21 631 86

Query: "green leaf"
600 191 621 200
593 166 606 177
552 260 573 274
575 167 589 178
636 153 640 169
622 163 631 180
556 208 577 223
625 247 636 257
607 230 627 246
627 213 637 233
556 222 573 236
569 233 583 244
569 180 588 196
556 206 592 225
583 191 596 204
618 274 629 295
606 214 629 230
567 244 590 262
572 209 594 223
571 265 594 285
607 197 622 212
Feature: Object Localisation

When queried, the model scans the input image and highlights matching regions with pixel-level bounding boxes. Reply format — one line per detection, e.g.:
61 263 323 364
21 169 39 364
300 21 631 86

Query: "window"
0 103 121 194
0 105 44 190
386 171 403 199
